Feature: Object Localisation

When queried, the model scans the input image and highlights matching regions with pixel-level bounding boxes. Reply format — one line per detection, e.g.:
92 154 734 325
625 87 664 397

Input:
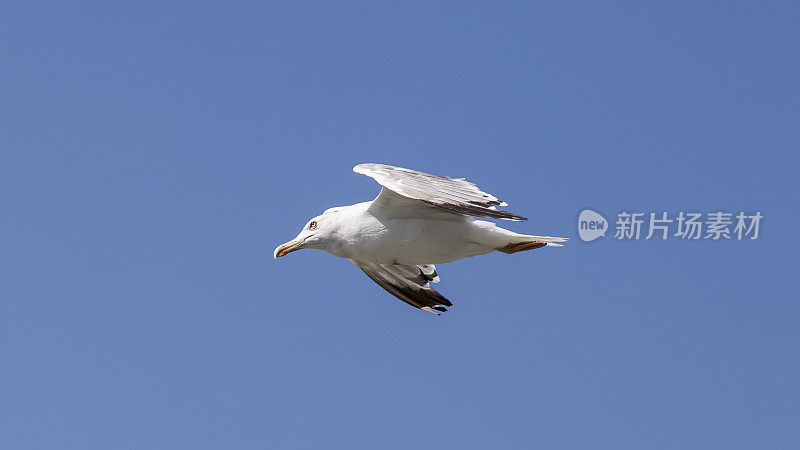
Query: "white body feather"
320 199 563 265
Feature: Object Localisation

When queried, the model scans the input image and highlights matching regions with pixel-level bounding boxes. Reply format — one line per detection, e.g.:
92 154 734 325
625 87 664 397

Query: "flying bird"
274 163 567 315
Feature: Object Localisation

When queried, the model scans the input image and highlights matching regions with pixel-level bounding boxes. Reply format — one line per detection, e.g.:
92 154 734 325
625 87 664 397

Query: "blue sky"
1 1 798 448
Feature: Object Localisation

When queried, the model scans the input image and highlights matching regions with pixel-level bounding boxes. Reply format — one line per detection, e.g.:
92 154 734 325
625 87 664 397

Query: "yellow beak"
273 239 303 259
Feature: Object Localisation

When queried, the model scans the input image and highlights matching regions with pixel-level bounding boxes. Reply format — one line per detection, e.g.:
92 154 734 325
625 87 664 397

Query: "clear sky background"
2 2 798 449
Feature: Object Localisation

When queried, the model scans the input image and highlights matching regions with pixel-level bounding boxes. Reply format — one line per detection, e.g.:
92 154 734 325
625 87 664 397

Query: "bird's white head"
273 209 343 259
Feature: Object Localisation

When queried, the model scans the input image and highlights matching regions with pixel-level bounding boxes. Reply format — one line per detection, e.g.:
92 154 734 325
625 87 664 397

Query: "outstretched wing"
351 260 452 315
353 163 528 221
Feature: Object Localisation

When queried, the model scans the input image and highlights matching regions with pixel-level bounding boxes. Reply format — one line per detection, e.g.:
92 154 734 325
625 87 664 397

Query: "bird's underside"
274 163 567 316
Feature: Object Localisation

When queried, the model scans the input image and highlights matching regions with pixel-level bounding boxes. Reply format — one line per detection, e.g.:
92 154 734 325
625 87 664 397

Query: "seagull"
274 163 567 315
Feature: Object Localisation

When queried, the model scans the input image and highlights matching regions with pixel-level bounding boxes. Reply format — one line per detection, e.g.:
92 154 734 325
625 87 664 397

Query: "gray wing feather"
351 260 451 315
354 163 528 221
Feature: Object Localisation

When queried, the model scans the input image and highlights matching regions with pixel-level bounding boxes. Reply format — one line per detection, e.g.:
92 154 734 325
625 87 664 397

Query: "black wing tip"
494 210 529 221
356 263 454 315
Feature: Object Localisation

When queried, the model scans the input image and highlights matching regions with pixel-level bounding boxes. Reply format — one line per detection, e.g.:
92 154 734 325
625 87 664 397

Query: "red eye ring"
309 221 317 229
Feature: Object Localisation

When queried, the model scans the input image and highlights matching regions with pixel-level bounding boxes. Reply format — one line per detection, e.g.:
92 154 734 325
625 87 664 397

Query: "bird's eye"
308 221 317 229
